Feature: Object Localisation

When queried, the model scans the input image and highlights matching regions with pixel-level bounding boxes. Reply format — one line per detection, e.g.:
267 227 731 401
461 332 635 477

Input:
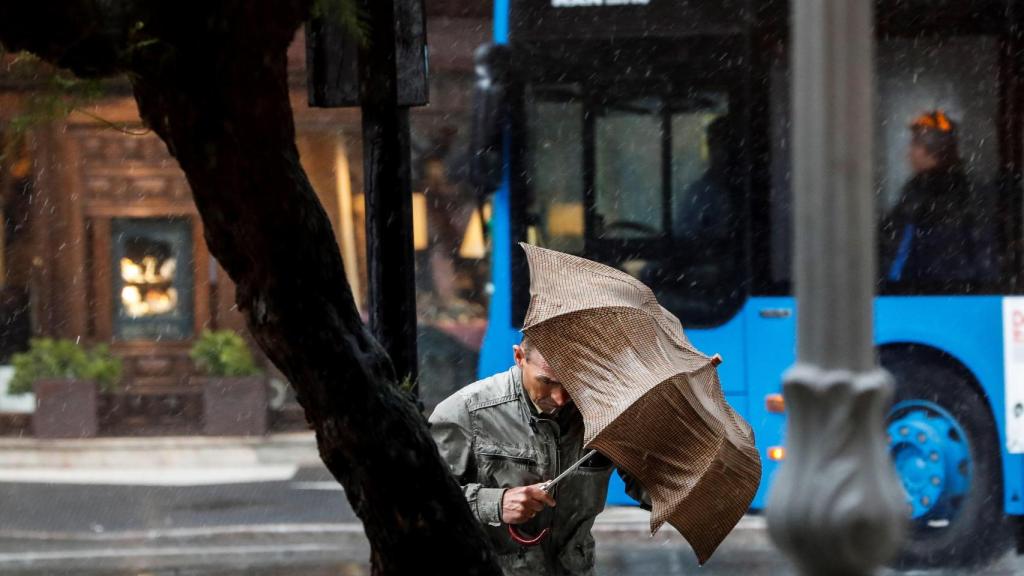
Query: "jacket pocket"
559 463 613 519
476 443 542 488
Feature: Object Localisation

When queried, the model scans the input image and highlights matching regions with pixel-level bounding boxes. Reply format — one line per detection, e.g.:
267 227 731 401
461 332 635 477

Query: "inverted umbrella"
518 243 761 564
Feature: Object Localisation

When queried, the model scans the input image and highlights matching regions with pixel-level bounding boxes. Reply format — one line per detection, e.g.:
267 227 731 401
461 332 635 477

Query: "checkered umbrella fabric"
520 243 762 564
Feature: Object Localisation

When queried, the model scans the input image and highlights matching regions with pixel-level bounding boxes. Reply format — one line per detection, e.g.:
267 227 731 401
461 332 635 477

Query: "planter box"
200 377 267 436
32 379 98 439
98 392 203 437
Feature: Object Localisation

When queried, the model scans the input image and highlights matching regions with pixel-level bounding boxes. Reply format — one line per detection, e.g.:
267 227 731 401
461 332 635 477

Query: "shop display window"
112 218 194 340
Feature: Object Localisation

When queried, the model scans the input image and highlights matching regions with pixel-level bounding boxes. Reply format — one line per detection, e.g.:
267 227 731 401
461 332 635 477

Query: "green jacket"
429 365 615 576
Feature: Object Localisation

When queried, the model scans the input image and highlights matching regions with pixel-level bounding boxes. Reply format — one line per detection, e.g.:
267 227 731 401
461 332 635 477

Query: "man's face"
908 141 938 174
514 344 571 415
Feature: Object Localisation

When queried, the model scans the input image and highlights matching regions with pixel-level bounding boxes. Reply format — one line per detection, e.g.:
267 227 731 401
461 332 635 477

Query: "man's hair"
519 335 532 358
910 110 961 168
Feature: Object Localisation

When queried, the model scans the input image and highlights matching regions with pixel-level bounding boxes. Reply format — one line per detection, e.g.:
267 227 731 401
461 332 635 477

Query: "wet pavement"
0 466 1021 575
597 543 1023 576
2 539 1021 576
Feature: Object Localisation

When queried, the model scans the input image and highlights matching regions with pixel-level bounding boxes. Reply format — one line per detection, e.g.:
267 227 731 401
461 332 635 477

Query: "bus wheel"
883 353 1012 568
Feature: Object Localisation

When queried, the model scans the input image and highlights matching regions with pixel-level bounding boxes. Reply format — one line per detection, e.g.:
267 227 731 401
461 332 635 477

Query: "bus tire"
882 350 1013 569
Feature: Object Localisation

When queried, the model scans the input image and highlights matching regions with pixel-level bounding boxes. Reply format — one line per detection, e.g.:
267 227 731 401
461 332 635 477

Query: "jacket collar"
510 365 539 420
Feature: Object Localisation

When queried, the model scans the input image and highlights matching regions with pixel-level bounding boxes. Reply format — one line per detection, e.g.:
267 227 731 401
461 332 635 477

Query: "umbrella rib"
542 449 599 493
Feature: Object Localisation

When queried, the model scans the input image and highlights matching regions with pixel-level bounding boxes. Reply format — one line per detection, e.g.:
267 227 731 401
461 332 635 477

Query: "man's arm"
429 400 507 526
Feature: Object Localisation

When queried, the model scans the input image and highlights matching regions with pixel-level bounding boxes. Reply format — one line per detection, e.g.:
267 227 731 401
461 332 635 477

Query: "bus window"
593 98 665 239
671 110 738 245
526 87 585 255
654 98 746 326
766 35 1005 294
877 35 1003 292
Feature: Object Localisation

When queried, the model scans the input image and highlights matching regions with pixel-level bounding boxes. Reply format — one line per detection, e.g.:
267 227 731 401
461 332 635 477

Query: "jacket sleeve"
618 469 653 511
429 398 506 526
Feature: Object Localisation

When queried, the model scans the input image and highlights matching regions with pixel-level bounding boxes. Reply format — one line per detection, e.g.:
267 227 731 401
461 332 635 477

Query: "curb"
0 432 321 469
0 524 367 543
0 512 767 544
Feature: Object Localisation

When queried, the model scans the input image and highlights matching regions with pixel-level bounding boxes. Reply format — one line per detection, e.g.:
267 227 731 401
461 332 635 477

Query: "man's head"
513 337 571 415
908 110 960 174
706 115 735 173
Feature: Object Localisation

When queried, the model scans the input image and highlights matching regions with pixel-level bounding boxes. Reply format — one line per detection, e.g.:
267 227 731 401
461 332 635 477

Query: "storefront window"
112 218 194 340
411 122 490 410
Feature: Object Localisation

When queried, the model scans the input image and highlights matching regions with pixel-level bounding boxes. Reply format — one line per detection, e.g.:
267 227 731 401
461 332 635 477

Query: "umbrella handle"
508 523 550 546
506 449 598 548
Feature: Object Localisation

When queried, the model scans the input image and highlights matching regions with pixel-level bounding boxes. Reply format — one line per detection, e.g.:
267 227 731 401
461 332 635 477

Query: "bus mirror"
470 43 511 197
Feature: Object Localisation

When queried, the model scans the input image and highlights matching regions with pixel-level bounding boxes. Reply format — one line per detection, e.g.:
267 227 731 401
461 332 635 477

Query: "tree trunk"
0 2 501 574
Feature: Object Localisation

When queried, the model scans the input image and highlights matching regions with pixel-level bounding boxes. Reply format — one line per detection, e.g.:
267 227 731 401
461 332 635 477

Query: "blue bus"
470 0 1024 568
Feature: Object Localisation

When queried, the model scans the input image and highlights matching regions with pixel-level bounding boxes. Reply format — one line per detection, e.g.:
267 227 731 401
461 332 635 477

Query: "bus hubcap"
887 400 972 521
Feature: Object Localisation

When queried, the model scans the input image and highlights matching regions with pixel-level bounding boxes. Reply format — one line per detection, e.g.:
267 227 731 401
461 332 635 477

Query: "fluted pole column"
766 1 906 574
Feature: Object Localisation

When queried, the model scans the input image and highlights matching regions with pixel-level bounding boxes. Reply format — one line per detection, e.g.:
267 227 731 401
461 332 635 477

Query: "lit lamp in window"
547 202 584 238
459 203 491 260
112 219 193 341
540 201 585 254
119 253 178 318
412 192 429 251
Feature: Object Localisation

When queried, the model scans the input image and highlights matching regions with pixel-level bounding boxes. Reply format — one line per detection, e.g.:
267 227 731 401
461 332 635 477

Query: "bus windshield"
521 82 747 327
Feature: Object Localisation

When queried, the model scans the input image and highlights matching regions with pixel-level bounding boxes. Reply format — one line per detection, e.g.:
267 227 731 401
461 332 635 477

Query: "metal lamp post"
766 1 907 574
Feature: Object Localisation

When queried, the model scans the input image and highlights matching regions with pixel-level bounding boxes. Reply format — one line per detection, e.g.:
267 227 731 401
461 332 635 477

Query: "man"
430 337 645 575
655 114 742 320
881 110 980 285
673 115 739 246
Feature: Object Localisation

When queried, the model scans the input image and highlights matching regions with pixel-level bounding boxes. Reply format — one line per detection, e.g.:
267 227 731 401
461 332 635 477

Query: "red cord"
507 524 550 546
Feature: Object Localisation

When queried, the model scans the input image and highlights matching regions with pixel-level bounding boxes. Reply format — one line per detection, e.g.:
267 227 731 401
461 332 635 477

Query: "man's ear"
513 345 525 367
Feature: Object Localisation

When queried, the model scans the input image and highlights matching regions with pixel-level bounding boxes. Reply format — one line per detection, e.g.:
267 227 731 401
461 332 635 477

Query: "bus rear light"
768 446 786 461
765 394 786 413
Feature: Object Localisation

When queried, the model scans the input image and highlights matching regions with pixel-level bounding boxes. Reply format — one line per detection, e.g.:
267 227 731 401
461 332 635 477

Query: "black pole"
362 106 418 388
359 0 420 390
306 0 427 391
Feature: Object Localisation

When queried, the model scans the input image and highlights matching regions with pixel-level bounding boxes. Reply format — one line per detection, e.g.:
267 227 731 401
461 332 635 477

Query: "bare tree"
0 1 500 574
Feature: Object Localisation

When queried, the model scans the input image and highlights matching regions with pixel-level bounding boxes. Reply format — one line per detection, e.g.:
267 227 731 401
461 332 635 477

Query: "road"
0 466 1020 575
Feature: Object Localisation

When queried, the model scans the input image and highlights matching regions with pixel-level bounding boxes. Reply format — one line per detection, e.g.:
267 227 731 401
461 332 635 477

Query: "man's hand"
501 483 557 525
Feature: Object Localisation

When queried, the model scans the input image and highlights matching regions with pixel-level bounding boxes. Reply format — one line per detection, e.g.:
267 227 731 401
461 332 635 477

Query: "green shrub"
190 330 262 377
9 338 123 395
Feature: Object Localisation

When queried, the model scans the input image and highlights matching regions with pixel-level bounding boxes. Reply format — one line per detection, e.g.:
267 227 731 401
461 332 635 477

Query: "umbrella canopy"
520 243 761 564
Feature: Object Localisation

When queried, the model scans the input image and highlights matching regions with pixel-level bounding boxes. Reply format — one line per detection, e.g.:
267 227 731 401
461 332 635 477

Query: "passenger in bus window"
880 111 980 288
652 115 743 324
673 115 740 246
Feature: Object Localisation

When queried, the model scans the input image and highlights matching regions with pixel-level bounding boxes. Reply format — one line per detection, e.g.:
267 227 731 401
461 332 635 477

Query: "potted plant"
9 338 122 438
190 329 266 436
